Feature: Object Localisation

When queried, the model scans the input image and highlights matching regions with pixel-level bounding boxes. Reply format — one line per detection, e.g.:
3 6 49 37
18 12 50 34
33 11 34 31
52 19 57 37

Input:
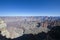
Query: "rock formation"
0 16 60 39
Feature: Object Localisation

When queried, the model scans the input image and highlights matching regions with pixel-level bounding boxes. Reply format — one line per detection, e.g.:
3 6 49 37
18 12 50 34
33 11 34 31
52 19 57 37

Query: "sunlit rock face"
0 18 10 38
1 26 24 39
1 29 10 38
6 27 24 39
0 16 60 39
0 18 7 30
0 18 24 39
1 27 24 39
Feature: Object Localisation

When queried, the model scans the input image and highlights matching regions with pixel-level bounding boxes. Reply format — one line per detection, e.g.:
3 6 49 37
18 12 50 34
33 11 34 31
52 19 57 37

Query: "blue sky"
0 0 60 16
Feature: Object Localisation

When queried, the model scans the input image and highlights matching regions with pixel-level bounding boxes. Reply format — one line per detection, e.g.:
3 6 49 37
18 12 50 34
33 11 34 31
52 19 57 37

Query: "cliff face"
0 16 60 39
41 19 60 28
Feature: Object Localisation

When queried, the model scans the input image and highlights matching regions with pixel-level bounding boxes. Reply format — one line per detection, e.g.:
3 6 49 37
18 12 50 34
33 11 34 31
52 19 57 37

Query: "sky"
0 0 60 16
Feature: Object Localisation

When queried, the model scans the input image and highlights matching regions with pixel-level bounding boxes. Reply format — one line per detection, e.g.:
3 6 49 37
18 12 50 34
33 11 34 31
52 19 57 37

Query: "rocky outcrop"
0 16 60 39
